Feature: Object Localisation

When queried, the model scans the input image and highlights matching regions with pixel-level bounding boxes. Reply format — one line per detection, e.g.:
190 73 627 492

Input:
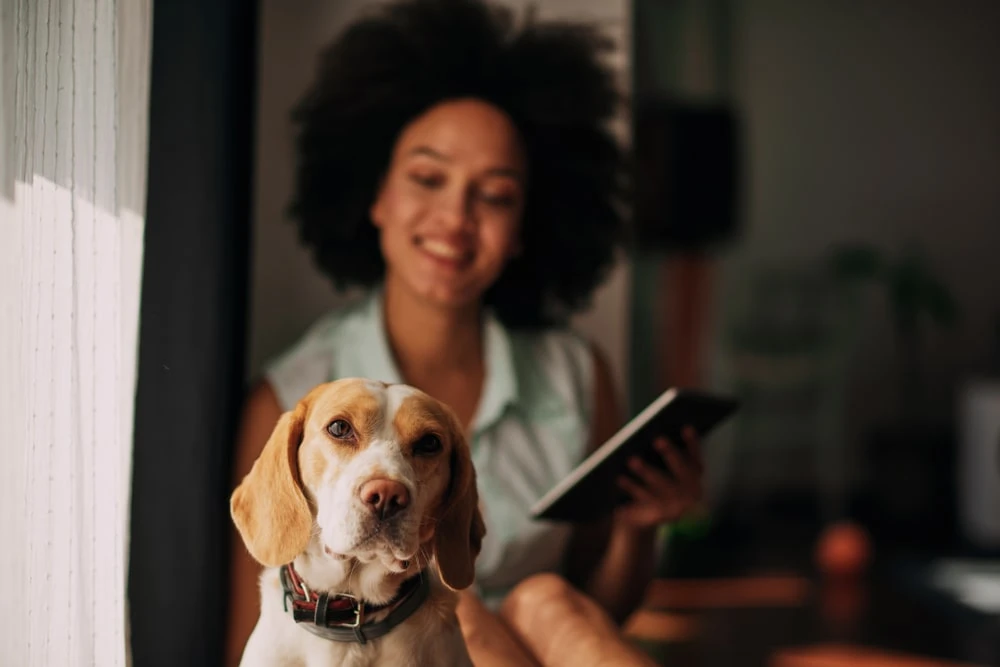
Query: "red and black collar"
279 563 430 644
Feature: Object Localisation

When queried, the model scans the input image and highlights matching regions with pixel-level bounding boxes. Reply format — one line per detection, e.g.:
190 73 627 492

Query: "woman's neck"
382 280 485 381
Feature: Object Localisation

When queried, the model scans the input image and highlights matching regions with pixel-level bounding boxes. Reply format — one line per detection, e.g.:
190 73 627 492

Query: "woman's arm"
225 381 284 667
563 347 657 623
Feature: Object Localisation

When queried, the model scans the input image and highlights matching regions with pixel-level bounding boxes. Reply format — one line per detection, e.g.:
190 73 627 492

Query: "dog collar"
279 563 430 644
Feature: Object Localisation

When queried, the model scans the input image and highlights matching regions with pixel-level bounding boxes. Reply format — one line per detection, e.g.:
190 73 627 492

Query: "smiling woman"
227 0 703 665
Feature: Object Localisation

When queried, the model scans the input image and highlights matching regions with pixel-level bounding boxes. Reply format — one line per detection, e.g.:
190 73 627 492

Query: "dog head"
230 378 485 591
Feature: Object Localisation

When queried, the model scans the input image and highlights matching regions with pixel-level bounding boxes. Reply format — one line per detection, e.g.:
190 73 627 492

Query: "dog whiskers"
345 557 361 588
413 546 432 587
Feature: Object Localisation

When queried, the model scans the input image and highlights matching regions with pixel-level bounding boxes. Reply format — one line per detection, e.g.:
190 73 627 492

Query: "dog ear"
230 398 314 567
433 427 486 591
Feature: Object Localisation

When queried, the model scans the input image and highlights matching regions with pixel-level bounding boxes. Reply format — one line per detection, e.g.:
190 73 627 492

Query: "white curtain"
0 0 152 665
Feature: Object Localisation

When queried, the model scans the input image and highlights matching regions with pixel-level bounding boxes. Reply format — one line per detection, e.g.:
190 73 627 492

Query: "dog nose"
359 479 410 520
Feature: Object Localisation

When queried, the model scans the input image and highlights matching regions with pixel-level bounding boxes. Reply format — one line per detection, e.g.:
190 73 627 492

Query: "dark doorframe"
128 0 258 664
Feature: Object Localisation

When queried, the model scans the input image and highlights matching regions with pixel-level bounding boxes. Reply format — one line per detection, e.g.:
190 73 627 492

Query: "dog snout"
359 478 410 521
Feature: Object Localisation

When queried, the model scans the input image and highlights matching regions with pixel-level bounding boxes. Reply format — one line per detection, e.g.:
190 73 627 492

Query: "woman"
227 0 704 664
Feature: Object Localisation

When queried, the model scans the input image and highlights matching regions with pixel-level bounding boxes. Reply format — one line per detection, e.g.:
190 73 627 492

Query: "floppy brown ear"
230 400 313 567
433 430 486 591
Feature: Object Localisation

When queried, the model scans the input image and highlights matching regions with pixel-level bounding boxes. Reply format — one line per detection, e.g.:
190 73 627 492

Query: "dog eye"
327 419 354 440
413 434 442 456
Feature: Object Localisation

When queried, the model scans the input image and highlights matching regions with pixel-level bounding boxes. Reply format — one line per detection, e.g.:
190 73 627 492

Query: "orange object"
815 522 872 579
770 643 984 667
623 609 699 642
643 574 812 609
660 254 714 389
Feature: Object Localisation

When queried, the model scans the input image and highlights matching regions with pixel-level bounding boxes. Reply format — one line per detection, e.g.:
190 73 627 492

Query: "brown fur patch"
230 402 314 567
299 381 384 489
393 393 456 446
306 381 384 443
393 394 485 591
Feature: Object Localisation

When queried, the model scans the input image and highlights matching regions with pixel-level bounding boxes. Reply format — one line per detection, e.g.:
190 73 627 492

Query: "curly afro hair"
289 0 630 329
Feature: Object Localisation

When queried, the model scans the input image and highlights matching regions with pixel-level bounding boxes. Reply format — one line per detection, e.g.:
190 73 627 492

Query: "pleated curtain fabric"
0 0 153 665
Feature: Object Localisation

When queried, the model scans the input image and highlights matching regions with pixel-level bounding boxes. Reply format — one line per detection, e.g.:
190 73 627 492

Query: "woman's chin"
424 288 482 312
415 282 485 312
387 270 490 313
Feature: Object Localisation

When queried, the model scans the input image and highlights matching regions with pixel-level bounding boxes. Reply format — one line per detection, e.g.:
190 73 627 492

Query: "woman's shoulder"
513 326 594 373
262 297 371 410
508 325 600 418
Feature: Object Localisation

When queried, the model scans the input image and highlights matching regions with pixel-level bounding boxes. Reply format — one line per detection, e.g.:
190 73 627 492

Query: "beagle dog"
231 378 486 667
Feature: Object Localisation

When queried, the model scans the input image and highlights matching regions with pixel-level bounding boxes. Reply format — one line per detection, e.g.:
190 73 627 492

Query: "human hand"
614 427 704 529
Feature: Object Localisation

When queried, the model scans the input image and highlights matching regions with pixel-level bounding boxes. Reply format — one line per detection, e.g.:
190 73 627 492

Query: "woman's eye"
480 192 517 208
410 173 443 189
413 434 442 456
327 419 354 440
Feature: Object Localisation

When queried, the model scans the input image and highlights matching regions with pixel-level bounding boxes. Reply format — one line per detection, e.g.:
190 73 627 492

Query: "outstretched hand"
615 427 704 528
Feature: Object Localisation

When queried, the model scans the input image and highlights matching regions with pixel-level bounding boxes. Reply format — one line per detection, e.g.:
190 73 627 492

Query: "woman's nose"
436 185 475 230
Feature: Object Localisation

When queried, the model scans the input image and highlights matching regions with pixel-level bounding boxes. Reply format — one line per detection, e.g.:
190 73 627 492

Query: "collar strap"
279 564 430 644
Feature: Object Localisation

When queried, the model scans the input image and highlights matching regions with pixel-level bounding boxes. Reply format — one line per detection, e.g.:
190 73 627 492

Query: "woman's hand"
614 427 704 529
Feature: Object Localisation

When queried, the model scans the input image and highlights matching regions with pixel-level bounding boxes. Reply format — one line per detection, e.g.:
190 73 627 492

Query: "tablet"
529 388 739 523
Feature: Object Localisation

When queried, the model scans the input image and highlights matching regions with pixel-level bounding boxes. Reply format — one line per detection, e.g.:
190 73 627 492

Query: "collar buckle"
311 591 368 642
334 593 365 629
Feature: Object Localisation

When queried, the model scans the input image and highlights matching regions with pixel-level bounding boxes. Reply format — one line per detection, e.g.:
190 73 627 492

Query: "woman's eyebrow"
408 145 524 180
408 145 451 161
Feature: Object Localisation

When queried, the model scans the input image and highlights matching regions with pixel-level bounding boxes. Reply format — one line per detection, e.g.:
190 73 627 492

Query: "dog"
230 378 486 667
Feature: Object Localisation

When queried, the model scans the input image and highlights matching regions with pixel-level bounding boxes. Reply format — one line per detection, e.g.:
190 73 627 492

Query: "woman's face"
370 98 526 311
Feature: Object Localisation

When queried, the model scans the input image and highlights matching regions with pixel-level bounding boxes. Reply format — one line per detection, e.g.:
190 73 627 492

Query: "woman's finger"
617 474 658 506
655 439 694 482
627 454 678 500
681 426 704 474
655 439 703 503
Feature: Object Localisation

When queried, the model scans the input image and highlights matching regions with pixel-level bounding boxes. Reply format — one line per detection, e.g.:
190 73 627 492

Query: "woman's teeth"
421 239 466 261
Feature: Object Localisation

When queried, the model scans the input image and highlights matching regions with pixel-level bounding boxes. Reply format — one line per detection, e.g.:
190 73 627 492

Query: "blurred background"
245 0 1000 549
8 0 994 665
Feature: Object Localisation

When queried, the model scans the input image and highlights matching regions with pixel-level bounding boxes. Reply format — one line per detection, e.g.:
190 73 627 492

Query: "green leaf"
828 244 884 283
922 278 960 327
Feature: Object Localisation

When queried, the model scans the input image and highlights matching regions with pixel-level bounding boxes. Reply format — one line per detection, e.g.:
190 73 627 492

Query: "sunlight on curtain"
0 0 152 664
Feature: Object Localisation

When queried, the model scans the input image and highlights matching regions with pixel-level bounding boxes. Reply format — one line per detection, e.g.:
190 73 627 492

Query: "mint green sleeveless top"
264 287 595 607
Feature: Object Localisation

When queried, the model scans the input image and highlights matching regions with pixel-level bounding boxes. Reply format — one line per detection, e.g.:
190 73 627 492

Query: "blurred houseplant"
829 243 960 420
829 242 961 545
